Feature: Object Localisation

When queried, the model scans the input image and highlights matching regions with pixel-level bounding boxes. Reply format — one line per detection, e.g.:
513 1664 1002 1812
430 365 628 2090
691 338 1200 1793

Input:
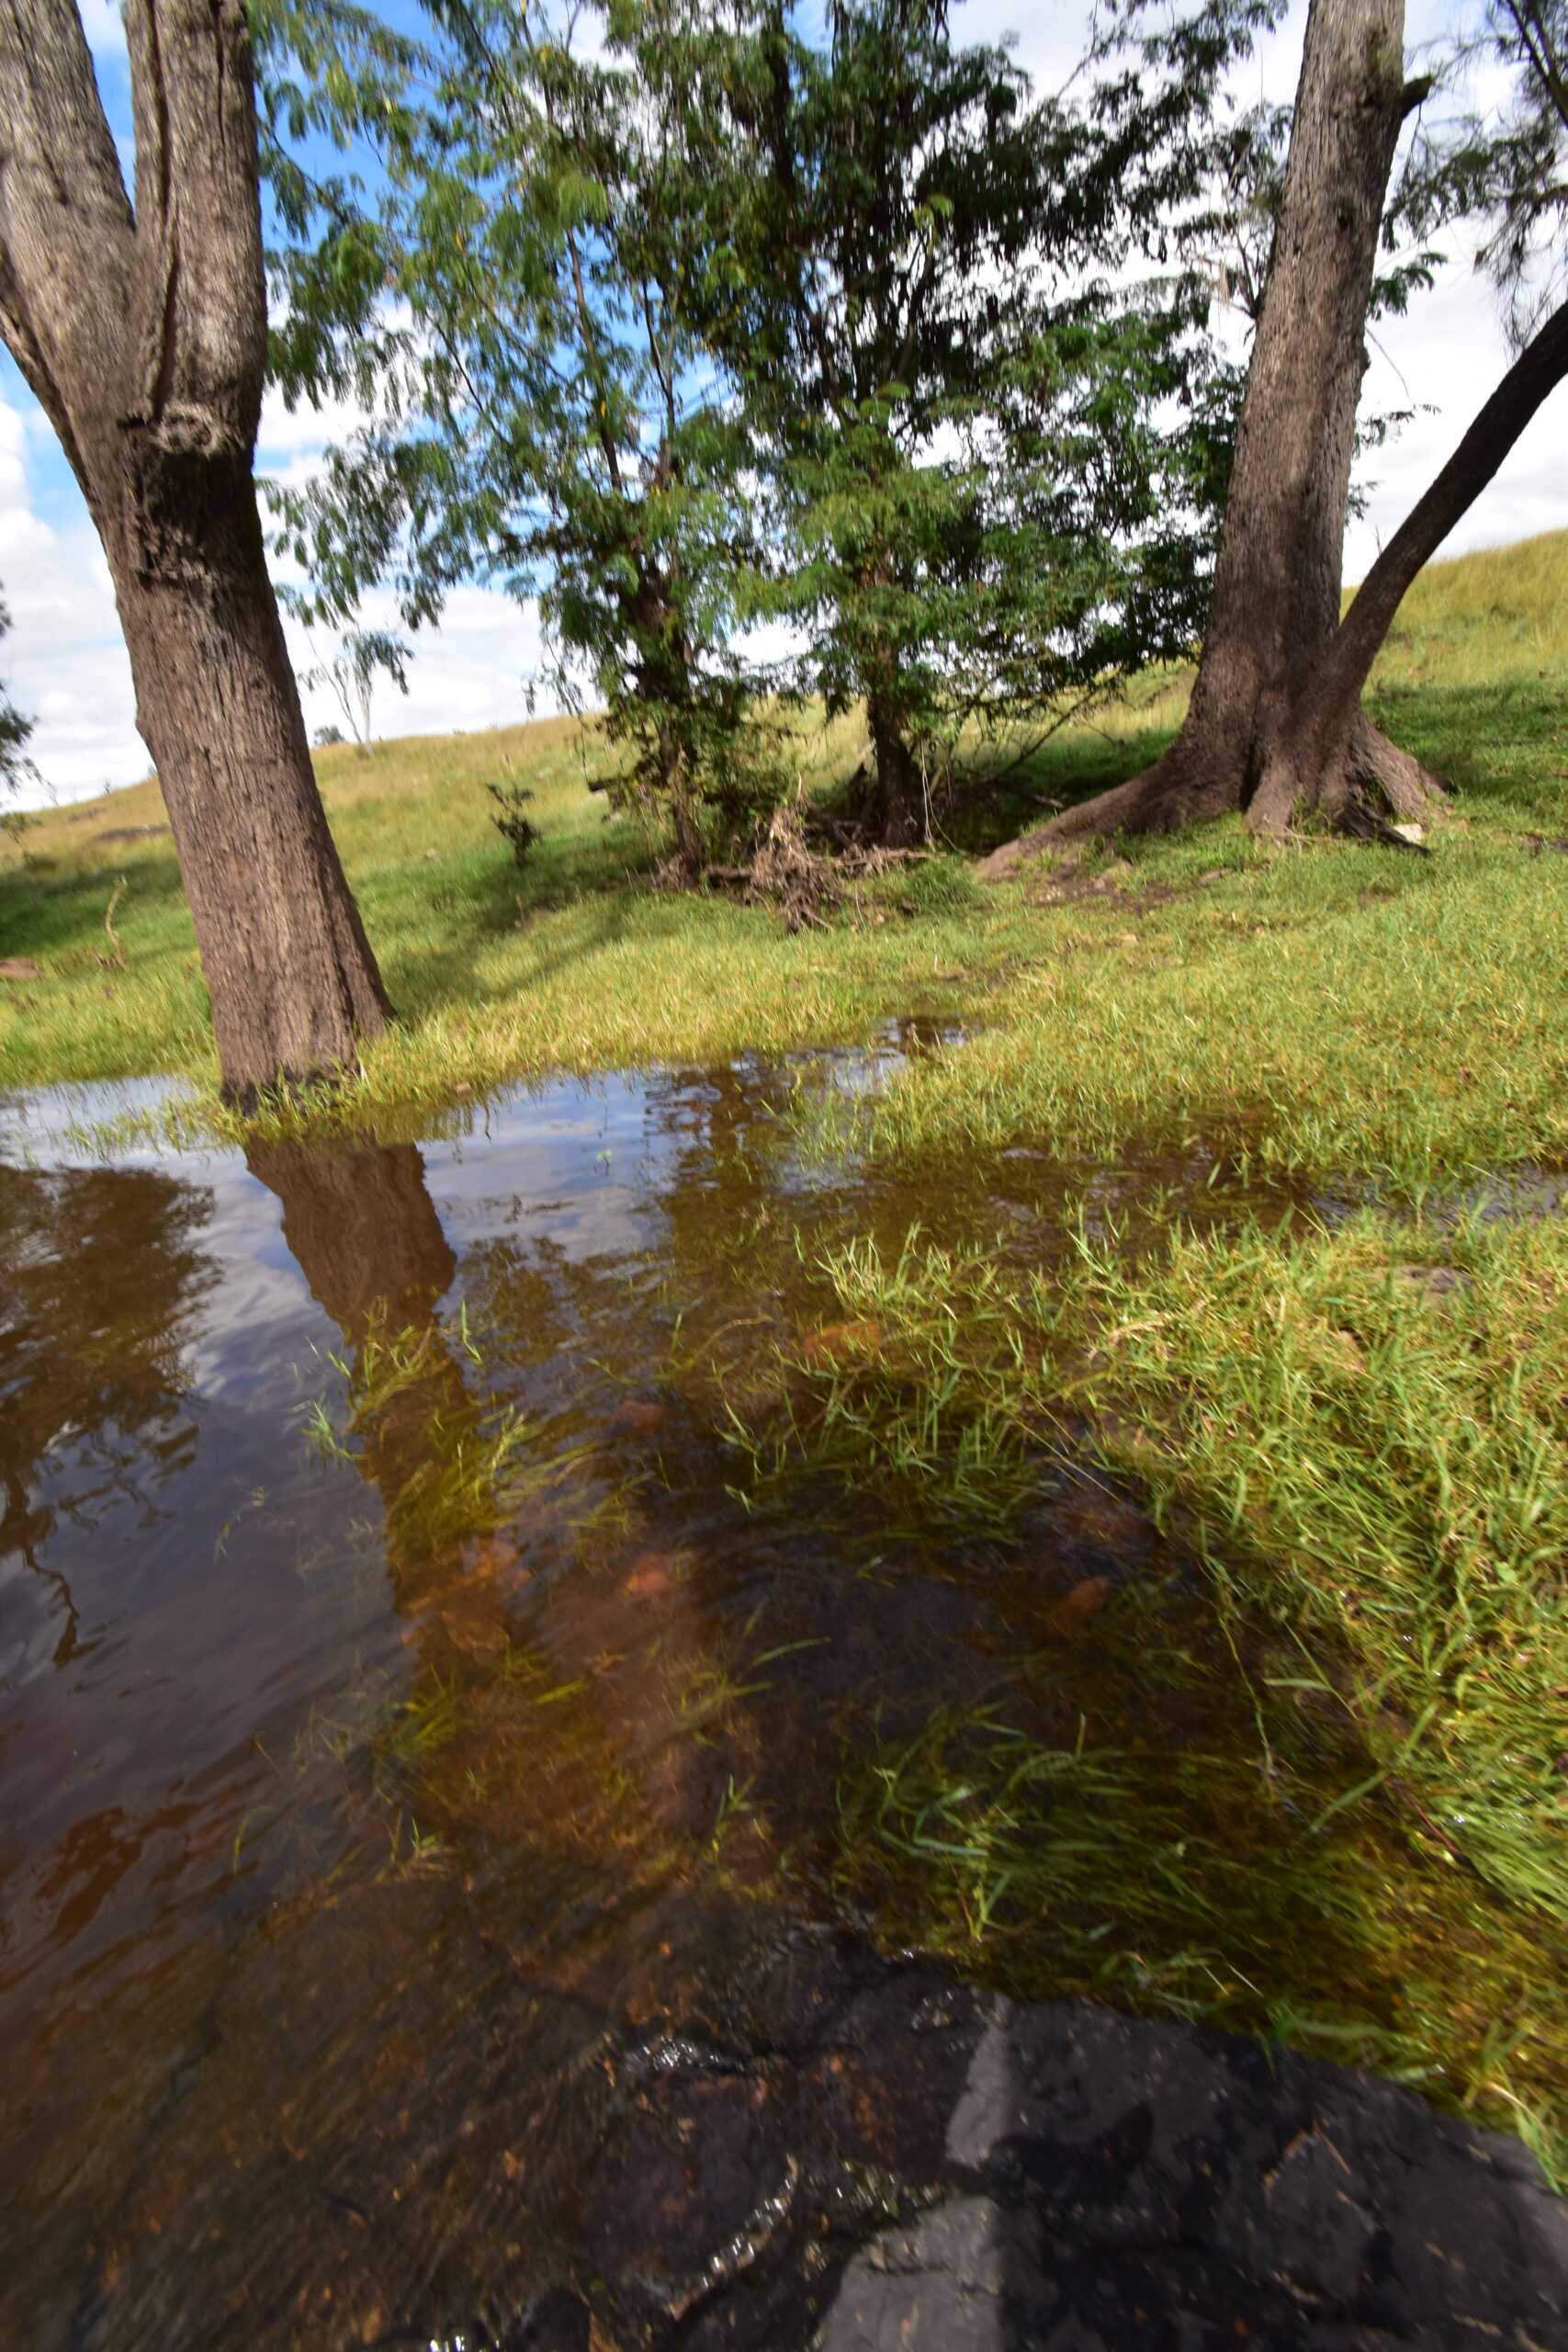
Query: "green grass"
768 1207 1568 2177
6 532 1566 1152
0 706 1044 1114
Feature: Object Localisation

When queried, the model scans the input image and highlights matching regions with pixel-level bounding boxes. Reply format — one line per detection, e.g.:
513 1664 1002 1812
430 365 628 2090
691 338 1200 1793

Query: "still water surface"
1 1029 1278 2345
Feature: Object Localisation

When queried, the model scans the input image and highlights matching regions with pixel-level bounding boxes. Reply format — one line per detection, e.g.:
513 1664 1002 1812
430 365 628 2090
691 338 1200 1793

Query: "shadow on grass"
940 723 1176 858
0 846 190 963
1367 680 1568 818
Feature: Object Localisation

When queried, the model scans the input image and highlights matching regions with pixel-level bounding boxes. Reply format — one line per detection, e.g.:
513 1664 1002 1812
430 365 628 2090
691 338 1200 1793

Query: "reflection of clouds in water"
0 1032 950 1423
182 1176 350 1408
423 1074 671 1263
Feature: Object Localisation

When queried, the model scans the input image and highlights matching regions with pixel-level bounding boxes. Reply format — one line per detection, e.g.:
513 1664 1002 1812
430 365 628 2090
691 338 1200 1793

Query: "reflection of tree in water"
0 1161 214 1664
246 1129 761 1873
247 1139 466 1591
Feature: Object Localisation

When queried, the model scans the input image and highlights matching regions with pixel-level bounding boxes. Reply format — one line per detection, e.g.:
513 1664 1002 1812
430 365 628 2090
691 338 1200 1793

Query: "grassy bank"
5 532 1567 2172
5 528 1563 1145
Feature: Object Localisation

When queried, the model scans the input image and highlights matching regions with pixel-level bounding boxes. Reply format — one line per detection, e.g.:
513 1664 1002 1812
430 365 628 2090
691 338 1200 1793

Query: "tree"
0 0 391 1098
1244 0 1568 831
694 0 1251 846
266 0 784 879
1 594 38 823
988 0 1568 858
292 617 411 756
986 0 1434 862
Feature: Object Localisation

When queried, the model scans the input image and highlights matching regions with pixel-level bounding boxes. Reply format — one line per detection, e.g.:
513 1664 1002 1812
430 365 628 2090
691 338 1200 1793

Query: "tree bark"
864 685 921 849
1248 296 1568 833
982 0 1427 873
0 0 391 1097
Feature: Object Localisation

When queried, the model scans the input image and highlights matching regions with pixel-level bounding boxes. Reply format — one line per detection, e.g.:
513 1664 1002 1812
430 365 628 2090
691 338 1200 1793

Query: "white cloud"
0 396 139 807
0 383 554 808
78 0 127 58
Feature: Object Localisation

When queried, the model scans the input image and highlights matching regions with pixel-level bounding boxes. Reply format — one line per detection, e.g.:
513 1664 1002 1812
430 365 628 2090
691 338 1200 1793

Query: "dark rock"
818 1996 1568 2351
51 1895 1568 2352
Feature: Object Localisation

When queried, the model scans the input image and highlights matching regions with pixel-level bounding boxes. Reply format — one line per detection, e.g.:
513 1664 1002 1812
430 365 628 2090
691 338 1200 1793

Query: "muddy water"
0 1034 1326 2346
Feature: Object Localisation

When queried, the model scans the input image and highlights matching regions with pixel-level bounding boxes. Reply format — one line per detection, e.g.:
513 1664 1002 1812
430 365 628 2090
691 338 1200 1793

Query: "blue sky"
3 0 1563 806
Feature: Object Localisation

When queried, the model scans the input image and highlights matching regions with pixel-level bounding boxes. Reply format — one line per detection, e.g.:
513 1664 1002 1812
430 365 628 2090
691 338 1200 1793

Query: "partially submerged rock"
59 1900 1565 2349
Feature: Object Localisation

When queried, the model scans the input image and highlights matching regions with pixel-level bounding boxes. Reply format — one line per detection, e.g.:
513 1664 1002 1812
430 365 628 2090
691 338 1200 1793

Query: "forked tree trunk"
983 0 1429 871
0 0 390 1098
1248 295 1568 832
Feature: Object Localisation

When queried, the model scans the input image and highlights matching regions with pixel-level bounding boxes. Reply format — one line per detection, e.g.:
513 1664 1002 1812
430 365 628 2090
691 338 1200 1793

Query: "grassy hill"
2 527 1566 1124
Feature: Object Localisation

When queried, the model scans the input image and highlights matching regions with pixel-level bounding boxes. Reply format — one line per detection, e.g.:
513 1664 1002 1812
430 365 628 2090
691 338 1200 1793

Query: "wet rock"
51 1904 1568 2352
821 1996 1568 2352
818 2198 1047 2352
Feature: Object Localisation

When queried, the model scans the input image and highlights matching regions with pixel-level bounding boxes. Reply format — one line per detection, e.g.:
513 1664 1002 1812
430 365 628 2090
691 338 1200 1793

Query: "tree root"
976 745 1229 877
980 710 1449 877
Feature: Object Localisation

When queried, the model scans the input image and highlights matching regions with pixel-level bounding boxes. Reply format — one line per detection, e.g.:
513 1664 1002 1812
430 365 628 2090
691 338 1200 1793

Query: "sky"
2 0 1562 809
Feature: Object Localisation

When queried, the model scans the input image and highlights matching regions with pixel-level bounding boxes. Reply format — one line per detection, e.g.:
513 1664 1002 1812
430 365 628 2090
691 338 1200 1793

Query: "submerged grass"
757 1206 1568 2176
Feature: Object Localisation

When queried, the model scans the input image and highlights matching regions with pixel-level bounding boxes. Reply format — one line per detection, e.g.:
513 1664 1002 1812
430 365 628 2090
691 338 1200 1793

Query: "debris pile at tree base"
697 799 933 931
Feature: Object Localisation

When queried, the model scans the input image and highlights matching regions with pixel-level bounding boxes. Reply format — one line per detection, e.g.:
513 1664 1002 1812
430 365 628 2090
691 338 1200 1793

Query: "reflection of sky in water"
0 1035 942 1407
0 1033 950 1837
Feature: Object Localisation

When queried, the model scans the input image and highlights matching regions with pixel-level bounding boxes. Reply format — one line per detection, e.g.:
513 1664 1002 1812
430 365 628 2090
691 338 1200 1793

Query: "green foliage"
264 0 787 873
686 0 1257 833
258 0 1286 857
1393 0 1567 346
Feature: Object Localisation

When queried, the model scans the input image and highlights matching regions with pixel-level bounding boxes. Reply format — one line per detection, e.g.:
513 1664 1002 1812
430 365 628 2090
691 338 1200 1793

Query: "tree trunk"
0 0 391 1098
1248 296 1568 833
113 452 391 1095
982 0 1427 872
864 686 922 848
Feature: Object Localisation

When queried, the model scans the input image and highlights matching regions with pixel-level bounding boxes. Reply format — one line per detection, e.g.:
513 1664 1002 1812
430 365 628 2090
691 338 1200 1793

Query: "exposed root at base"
978 715 1449 878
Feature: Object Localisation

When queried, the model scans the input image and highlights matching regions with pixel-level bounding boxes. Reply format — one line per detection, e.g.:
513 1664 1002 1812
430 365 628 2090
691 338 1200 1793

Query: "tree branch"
1295 295 1568 762
0 0 135 493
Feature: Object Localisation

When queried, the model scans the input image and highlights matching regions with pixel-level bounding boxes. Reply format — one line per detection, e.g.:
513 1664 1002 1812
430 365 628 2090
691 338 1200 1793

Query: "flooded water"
0 1033 1485 2346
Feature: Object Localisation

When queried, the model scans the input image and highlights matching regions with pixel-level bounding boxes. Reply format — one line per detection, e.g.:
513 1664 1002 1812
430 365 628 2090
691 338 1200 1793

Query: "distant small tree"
1 594 39 819
290 616 410 755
